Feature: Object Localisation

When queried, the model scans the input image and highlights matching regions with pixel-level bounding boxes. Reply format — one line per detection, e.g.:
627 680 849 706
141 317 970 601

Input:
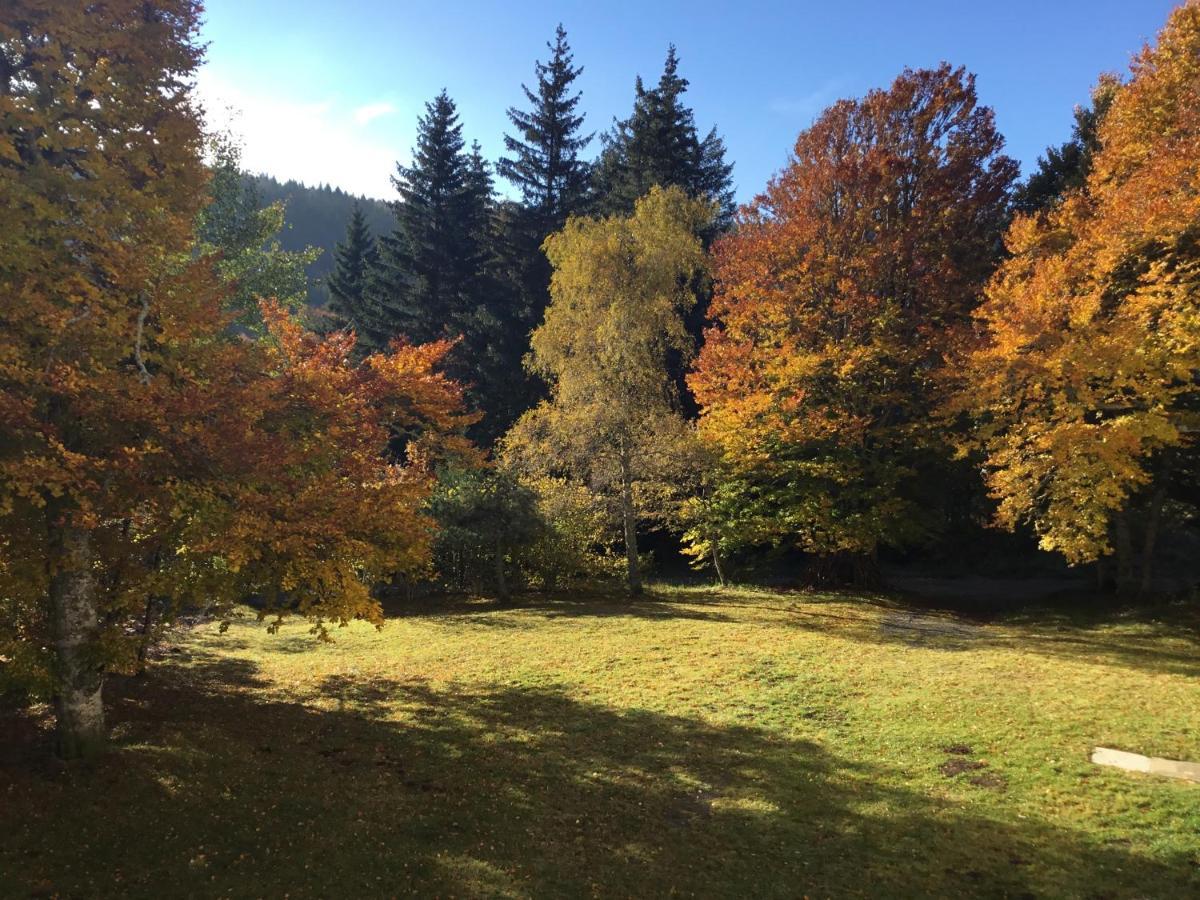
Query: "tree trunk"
620 448 641 597
1139 483 1167 598
135 596 158 675
494 532 510 603
1115 514 1134 596
48 520 106 759
711 541 727 588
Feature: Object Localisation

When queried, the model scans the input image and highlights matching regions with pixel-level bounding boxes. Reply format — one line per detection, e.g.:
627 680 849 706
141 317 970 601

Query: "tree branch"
134 295 152 384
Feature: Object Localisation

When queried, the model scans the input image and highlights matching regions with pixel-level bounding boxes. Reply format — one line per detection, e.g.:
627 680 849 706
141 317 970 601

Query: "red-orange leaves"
691 65 1017 564
170 301 475 627
0 2 473 741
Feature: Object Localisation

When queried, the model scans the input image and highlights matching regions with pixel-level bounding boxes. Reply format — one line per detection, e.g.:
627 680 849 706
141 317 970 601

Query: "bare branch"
134 295 151 384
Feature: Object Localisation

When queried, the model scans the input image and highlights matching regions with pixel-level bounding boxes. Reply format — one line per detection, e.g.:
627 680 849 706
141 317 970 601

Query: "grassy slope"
3 587 1198 898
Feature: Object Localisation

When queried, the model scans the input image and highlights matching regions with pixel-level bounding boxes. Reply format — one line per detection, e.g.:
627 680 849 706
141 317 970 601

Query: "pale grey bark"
49 521 106 758
711 542 727 588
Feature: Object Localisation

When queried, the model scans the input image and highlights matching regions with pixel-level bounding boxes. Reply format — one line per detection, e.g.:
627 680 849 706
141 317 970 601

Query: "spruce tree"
372 92 523 442
372 90 477 344
593 46 734 228
494 25 594 426
458 142 527 441
326 202 383 348
498 24 593 230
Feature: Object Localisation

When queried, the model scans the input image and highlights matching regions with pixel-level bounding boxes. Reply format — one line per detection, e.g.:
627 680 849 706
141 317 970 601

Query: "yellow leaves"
960 2 1200 564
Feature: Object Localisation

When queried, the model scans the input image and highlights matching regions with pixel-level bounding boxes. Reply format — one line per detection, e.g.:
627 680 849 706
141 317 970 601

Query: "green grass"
3 586 1199 897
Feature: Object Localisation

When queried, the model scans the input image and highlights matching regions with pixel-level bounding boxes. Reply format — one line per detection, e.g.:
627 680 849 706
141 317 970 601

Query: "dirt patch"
940 758 987 777
968 772 1008 791
938 746 1007 790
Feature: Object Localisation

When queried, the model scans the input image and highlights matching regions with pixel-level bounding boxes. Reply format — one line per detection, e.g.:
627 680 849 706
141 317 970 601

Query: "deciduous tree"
957 1 1200 591
691 65 1017 581
504 187 712 594
196 135 320 332
0 1 470 757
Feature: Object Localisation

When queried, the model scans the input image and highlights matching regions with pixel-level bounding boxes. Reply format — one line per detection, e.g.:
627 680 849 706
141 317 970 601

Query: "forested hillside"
248 175 392 306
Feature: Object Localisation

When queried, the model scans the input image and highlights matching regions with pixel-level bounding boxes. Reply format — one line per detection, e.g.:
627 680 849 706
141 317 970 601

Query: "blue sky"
197 0 1179 202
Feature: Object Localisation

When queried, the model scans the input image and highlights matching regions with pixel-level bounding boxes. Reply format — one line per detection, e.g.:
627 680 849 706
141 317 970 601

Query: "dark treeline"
250 175 392 307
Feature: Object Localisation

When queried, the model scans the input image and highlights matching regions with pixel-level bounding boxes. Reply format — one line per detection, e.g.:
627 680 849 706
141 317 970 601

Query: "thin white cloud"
353 101 396 126
194 67 402 199
769 79 850 122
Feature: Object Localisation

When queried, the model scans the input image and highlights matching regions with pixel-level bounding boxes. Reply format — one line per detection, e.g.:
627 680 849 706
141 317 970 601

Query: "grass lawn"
3 586 1199 898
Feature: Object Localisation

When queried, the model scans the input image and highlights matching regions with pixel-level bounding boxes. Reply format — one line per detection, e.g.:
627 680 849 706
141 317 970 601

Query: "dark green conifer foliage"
457 142 533 444
372 93 524 443
1013 81 1118 215
326 203 384 348
372 90 481 344
494 25 595 431
498 24 593 229
592 46 735 229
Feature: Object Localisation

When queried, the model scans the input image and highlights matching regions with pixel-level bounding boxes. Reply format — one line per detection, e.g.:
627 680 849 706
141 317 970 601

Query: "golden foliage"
959 1 1200 562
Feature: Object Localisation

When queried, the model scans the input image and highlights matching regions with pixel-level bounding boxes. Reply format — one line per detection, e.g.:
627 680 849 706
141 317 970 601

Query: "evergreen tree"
498 24 593 229
372 93 524 442
372 91 480 344
1013 77 1119 215
325 203 383 349
592 46 734 228
458 143 530 443
495 25 595 425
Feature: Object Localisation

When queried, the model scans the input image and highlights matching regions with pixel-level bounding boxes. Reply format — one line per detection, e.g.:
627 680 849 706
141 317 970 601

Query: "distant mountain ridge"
247 174 393 306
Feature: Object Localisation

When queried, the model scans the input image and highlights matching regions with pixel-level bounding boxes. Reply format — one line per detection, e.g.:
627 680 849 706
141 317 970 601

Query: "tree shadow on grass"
772 592 1200 678
2 652 1195 899
381 588 736 626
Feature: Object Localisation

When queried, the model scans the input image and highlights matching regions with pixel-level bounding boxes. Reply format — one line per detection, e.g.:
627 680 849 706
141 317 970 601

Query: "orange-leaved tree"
690 65 1017 582
956 1 1200 591
0 0 470 757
